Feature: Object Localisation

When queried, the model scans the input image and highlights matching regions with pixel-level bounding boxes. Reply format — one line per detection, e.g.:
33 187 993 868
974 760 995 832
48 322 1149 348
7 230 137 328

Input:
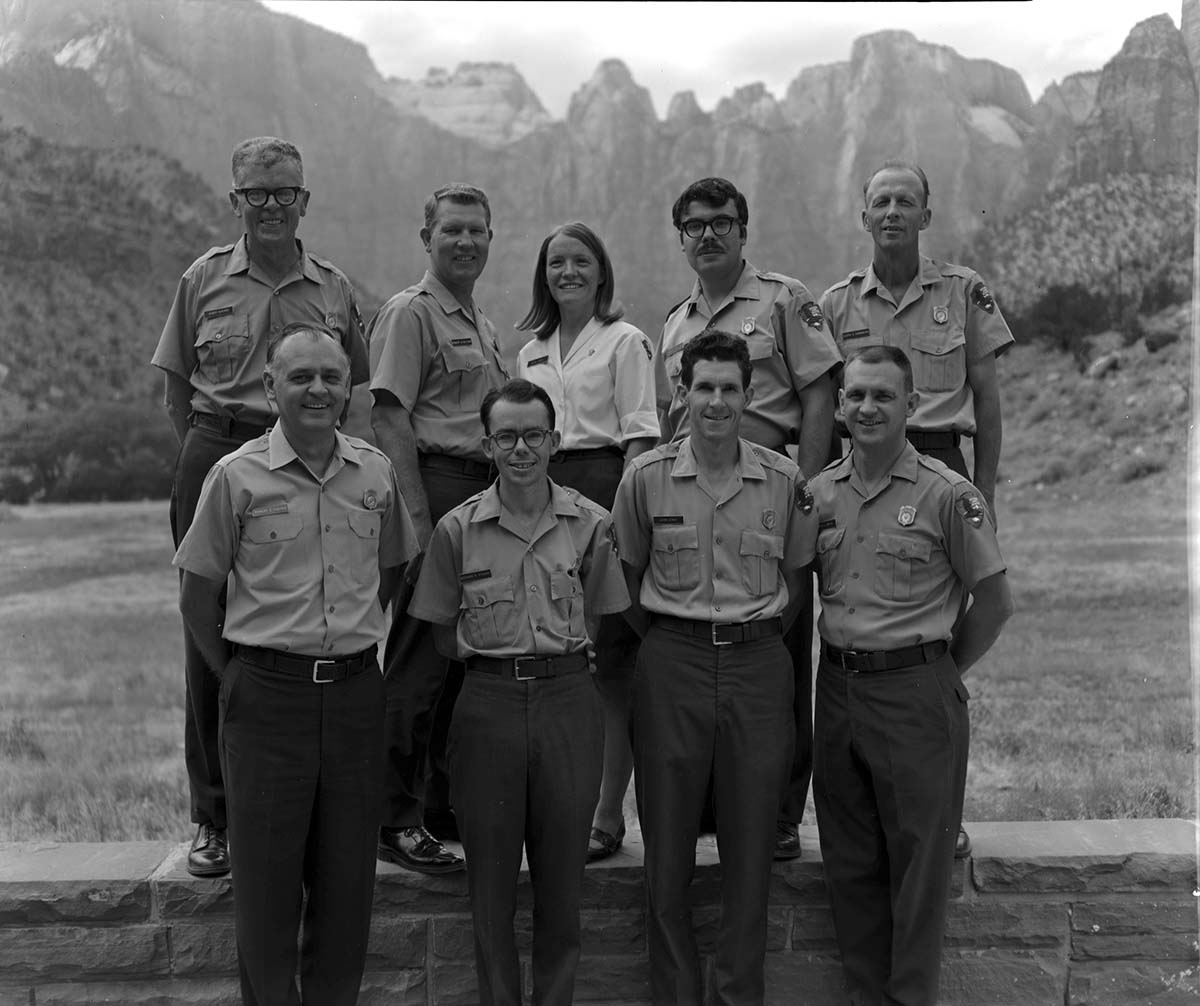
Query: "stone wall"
1 820 1196 1005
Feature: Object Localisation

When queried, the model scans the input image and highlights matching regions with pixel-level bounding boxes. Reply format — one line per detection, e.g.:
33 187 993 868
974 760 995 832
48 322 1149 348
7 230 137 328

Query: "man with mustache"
656 177 841 861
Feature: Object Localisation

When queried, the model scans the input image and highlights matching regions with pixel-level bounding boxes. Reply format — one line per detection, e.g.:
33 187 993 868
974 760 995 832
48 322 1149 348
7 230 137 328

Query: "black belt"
234 644 375 683
191 411 270 442
550 446 624 463
418 452 493 480
466 653 590 680
822 639 948 673
907 430 961 451
653 615 783 647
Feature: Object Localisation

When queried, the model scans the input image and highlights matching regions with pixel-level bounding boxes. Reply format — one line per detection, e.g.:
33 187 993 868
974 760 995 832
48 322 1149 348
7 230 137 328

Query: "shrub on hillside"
0 403 176 502
1018 283 1110 362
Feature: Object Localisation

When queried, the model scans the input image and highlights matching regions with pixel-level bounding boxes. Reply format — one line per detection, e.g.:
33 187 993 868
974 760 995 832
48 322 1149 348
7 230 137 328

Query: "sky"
260 0 1183 118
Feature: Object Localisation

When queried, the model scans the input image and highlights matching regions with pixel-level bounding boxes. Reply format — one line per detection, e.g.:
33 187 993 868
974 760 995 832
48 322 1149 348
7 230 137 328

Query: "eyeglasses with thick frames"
234 186 306 207
489 429 551 451
679 215 738 239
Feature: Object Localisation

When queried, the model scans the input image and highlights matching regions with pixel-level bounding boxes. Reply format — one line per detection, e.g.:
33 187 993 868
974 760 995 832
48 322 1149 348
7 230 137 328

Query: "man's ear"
229 190 241 217
420 226 432 252
481 433 494 460
919 207 931 231
263 369 277 409
835 387 846 423
906 390 920 417
549 429 562 453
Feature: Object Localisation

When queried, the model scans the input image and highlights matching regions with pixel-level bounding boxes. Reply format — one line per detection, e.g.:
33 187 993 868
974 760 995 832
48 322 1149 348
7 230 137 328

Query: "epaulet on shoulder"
758 270 806 296
190 243 237 270
348 438 389 462
636 442 679 468
224 434 270 464
750 444 799 476
306 251 351 280
934 260 976 280
825 267 866 294
819 455 843 475
663 297 689 323
568 488 609 518
916 452 969 487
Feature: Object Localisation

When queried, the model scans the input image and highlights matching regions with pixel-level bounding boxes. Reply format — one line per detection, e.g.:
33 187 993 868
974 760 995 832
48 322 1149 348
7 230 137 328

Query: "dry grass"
0 481 1194 842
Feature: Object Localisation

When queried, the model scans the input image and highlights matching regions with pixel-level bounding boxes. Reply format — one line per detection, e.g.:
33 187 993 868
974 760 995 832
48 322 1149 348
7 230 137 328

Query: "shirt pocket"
650 524 701 591
440 340 489 412
873 532 932 602
550 568 586 639
241 513 305 588
908 329 966 393
816 526 845 595
346 509 382 569
461 575 517 651
739 530 784 596
195 313 251 384
744 331 775 362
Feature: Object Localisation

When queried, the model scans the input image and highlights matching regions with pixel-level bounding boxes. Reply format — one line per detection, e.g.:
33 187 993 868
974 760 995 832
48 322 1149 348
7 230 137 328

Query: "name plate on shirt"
460 569 492 582
203 306 235 320
652 515 685 525
451 338 474 347
249 502 289 517
842 329 870 340
527 355 550 366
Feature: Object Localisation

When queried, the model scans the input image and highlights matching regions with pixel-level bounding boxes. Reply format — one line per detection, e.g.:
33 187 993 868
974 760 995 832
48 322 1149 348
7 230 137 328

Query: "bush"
1020 283 1110 363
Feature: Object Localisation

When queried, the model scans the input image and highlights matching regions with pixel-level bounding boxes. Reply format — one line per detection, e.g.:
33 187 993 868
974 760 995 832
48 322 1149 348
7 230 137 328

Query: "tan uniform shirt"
612 438 817 622
656 262 842 448
151 237 369 425
173 424 419 654
810 443 1006 650
517 318 659 450
820 256 1015 434
409 480 628 659
368 271 508 461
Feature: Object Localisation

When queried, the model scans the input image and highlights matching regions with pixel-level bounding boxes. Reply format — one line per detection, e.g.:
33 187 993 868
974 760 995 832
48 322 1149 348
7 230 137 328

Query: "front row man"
613 331 817 1006
810 345 1013 1006
175 324 419 1006
409 379 628 1006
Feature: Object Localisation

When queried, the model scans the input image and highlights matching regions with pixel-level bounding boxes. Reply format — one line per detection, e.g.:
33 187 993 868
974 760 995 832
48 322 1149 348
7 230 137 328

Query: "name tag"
460 569 492 582
842 329 870 340
652 515 684 525
818 518 837 531
451 337 473 347
203 306 234 320
249 502 289 517
527 355 549 367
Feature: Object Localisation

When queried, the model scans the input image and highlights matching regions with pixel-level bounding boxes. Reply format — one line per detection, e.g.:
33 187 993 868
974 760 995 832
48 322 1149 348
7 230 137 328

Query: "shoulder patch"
795 473 814 514
798 300 824 330
954 489 988 528
640 335 653 361
970 280 996 314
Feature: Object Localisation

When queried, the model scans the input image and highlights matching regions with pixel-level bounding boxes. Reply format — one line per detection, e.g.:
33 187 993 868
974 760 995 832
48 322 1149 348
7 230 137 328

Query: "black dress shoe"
187 823 230 878
378 825 465 875
954 825 972 859
774 820 802 861
587 821 626 863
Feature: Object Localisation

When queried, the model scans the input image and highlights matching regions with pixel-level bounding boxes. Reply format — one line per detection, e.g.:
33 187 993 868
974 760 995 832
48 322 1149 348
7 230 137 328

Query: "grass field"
0 485 1194 843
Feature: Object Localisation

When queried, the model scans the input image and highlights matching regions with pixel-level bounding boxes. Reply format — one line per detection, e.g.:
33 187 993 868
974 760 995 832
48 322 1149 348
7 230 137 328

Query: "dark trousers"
813 652 969 1006
381 462 491 827
450 668 603 1006
219 653 385 1006
779 574 813 822
633 625 793 1006
171 423 258 828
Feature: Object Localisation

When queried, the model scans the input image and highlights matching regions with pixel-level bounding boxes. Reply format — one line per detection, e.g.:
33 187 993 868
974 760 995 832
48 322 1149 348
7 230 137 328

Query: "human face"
263 333 349 439
679 199 745 285
681 359 753 446
837 358 918 453
482 398 560 492
545 233 601 316
422 199 492 293
229 157 308 257
861 168 930 254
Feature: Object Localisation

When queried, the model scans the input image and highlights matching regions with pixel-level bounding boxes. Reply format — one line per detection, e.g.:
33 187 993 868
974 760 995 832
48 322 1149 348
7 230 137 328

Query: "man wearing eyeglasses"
409 378 628 1006
655 176 841 861
368 183 509 874
151 136 370 878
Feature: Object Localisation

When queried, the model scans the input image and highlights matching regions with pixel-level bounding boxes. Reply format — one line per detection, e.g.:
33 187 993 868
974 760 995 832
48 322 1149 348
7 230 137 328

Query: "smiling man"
409 378 628 1006
174 323 418 1006
367 183 509 873
613 330 817 1006
810 345 1012 1006
151 136 371 878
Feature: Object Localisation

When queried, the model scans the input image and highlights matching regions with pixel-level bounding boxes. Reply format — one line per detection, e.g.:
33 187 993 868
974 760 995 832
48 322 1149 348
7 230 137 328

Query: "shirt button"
714 605 722 612
535 625 543 633
530 585 539 593
716 503 723 509
851 572 859 579
325 524 331 532
849 607 856 614
477 595 485 604
328 605 335 613
269 531 277 539
328 565 334 572
856 535 864 543
714 536 722 544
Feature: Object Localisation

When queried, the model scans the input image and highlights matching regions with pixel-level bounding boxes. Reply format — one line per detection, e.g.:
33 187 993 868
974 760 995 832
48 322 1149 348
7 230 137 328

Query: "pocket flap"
875 532 931 562
348 511 381 539
243 513 302 543
550 568 581 600
463 575 515 608
440 340 485 374
744 332 774 361
909 329 962 357
652 524 699 553
739 530 784 559
817 526 845 553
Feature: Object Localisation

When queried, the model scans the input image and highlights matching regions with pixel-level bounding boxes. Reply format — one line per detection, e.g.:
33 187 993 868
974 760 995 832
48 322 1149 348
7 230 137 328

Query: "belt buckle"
513 656 540 681
840 649 861 673
711 623 734 647
312 659 337 684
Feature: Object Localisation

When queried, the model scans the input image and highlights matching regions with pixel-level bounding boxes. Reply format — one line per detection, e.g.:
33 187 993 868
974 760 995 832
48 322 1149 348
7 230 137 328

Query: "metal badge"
932 306 948 325
363 489 379 511
762 508 777 530
741 317 756 335
326 313 338 329
898 505 916 526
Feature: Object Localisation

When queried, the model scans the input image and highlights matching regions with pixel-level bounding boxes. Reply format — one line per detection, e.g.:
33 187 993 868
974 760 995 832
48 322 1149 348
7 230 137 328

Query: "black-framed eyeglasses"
234 186 306 208
680 215 738 239
489 429 551 450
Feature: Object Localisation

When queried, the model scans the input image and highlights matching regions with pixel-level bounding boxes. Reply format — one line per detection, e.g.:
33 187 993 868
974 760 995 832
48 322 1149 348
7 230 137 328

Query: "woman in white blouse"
516 221 659 861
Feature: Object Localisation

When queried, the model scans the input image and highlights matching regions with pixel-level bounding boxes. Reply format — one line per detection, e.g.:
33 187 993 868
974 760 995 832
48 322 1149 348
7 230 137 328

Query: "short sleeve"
172 462 239 581
783 471 818 568
610 464 650 570
581 514 631 616
378 464 421 569
963 272 1015 361
780 289 843 391
944 480 1007 591
407 515 464 625
338 278 370 385
150 269 199 381
611 326 660 443
368 295 430 411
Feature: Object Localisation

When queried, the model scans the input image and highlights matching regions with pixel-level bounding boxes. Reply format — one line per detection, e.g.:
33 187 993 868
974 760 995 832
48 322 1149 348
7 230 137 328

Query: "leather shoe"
955 825 972 859
378 825 464 875
774 820 802 861
587 821 626 862
187 823 230 878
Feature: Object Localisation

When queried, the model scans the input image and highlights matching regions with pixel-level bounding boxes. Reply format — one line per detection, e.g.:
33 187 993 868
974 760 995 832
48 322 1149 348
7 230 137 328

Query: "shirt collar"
836 441 921 488
468 479 579 532
225 236 319 283
419 270 476 318
267 422 362 473
860 255 939 300
685 259 755 314
670 436 768 481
